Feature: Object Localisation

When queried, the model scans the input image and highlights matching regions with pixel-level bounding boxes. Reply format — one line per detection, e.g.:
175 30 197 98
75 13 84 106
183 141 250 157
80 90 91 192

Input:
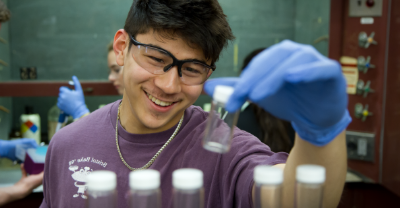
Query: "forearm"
0 186 21 206
282 130 347 208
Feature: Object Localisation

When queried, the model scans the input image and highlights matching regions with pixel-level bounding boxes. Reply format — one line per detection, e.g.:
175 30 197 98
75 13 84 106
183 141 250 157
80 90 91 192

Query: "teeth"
146 93 173 107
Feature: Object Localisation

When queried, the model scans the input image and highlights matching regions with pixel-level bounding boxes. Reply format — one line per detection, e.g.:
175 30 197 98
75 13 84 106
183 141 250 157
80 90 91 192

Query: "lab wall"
294 0 330 56
3 0 330 138
0 0 12 140
195 0 331 107
7 0 132 81
6 0 130 138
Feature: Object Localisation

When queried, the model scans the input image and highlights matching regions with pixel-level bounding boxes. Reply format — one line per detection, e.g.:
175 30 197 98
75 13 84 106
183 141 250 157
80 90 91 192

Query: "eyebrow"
139 42 209 65
109 64 120 69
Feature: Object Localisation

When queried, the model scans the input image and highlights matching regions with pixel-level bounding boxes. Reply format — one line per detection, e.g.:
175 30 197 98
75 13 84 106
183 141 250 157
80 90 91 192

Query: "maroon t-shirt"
40 100 288 208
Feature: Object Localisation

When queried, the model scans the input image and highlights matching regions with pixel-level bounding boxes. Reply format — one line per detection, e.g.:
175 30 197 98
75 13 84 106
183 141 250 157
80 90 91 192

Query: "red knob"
366 0 375 7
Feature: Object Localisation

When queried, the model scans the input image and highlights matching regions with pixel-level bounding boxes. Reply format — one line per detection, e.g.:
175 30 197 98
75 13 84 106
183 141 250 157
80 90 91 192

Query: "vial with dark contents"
173 168 204 208
253 165 283 208
85 170 117 208
203 85 239 153
295 165 325 208
128 170 161 208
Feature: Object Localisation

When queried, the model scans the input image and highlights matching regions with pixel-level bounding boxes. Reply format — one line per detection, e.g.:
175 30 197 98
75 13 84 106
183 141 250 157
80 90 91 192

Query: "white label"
361 17 374 24
357 138 368 156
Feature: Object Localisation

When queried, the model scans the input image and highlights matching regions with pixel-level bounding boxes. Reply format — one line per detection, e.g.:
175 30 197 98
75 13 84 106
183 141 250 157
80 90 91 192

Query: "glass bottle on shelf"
47 104 60 141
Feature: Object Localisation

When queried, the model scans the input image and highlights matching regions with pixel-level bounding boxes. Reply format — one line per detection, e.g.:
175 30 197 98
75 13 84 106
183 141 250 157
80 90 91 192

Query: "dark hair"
242 48 293 153
124 0 234 64
0 0 10 23
241 48 265 71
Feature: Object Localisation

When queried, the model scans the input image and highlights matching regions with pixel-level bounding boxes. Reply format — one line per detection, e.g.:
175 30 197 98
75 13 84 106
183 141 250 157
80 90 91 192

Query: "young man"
40 0 351 208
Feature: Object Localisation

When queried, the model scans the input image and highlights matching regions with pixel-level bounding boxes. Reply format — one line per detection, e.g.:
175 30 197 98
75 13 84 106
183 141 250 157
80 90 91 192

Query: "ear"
206 69 213 79
113 29 129 67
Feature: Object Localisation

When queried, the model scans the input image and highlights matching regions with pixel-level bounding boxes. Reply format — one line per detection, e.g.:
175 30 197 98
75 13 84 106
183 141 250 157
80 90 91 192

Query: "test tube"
253 165 283 208
295 165 325 208
128 169 161 208
173 168 204 208
203 85 239 153
85 170 117 208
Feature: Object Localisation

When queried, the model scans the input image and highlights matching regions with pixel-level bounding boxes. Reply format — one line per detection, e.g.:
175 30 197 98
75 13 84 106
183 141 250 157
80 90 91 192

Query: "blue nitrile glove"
57 76 90 119
0 138 38 161
205 40 351 146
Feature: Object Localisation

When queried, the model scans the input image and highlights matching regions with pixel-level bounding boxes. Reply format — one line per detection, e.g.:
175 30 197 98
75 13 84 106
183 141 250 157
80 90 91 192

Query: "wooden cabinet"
329 0 400 197
0 81 118 97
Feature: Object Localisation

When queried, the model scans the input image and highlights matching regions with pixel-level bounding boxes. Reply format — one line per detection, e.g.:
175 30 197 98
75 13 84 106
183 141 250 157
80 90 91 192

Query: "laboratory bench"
1 162 399 208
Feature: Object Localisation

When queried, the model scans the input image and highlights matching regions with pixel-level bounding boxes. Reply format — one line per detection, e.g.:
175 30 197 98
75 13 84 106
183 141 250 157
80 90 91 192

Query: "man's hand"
205 40 350 207
0 138 37 161
57 76 90 119
205 40 351 146
0 164 44 206
13 164 44 199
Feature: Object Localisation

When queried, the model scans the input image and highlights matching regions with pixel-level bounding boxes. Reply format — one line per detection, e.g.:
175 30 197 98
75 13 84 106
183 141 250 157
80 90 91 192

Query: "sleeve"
39 198 50 208
220 129 288 208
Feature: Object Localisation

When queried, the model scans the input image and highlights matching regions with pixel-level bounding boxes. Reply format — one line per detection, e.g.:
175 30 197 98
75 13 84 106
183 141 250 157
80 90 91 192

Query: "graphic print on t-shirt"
68 157 109 199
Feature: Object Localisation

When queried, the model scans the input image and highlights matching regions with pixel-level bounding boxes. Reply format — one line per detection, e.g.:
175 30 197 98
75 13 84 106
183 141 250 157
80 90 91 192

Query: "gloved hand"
205 40 351 146
0 138 38 161
57 76 90 119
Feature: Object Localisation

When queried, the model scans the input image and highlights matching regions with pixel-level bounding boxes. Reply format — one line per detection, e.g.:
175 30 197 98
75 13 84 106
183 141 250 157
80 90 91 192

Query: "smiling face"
114 29 211 134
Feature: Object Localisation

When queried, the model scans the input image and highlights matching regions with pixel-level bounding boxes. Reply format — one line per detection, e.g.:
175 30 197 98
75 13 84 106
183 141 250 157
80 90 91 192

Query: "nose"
154 66 181 94
108 72 116 82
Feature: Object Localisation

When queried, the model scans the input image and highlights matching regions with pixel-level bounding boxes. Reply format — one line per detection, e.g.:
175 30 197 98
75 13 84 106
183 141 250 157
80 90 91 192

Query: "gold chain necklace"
115 102 184 171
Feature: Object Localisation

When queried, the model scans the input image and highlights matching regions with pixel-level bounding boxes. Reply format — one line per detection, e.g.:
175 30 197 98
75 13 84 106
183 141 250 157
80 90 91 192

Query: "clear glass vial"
295 165 325 208
253 165 283 208
173 168 204 208
203 85 239 153
85 170 117 208
128 169 161 208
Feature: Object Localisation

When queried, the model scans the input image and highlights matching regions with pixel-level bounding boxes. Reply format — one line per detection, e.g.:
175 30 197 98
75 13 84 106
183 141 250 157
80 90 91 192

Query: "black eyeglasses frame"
129 34 216 77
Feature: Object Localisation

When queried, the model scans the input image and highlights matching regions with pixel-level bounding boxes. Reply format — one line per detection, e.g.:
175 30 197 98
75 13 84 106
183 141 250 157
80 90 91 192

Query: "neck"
119 98 183 134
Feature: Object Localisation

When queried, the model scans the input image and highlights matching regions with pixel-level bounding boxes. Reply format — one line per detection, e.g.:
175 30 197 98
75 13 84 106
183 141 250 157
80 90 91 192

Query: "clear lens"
132 45 172 75
181 62 210 85
132 45 211 85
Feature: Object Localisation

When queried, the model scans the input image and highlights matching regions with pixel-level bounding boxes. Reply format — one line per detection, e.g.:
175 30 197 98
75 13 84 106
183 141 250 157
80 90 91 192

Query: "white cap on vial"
129 169 160 190
254 165 283 185
173 168 203 190
86 170 117 191
213 85 235 104
296 165 326 184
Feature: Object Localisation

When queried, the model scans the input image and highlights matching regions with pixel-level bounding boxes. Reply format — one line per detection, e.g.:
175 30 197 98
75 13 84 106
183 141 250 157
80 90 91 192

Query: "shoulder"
187 105 209 121
182 105 209 128
49 101 118 148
